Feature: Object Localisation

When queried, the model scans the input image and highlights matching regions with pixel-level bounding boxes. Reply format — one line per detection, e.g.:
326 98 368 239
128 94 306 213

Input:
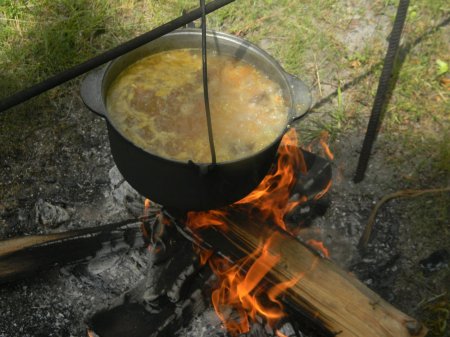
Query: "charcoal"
420 249 449 277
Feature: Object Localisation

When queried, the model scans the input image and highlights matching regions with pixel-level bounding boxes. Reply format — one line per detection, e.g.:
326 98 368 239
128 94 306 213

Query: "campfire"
0 129 427 337
185 128 329 336
86 129 423 337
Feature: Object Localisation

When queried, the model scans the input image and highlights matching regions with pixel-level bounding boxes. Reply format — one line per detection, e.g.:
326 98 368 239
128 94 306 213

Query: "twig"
416 292 447 309
0 18 39 23
358 187 450 250
234 13 275 36
313 53 323 98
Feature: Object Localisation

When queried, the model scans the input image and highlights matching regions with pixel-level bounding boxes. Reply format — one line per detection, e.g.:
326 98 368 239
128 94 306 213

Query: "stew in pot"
106 49 288 163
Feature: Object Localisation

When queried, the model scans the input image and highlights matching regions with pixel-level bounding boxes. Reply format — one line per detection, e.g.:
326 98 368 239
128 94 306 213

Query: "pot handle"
80 64 109 117
285 72 312 123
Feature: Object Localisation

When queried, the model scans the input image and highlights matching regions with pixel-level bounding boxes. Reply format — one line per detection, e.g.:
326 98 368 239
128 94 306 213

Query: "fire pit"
0 128 428 337
85 130 337 337
2 128 331 333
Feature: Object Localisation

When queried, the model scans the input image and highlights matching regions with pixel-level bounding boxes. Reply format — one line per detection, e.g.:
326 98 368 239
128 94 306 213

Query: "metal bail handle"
200 0 217 165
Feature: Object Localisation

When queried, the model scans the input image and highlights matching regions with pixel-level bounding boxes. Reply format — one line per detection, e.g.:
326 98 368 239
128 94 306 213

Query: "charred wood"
0 218 145 284
87 235 213 337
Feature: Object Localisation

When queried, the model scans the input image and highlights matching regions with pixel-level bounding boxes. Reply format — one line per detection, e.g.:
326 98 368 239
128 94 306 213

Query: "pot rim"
102 28 297 166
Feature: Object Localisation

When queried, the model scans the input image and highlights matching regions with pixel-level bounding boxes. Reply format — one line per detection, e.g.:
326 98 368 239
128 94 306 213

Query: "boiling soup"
106 49 288 163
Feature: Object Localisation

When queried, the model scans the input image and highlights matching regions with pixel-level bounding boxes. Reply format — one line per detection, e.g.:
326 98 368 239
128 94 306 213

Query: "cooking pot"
81 29 311 211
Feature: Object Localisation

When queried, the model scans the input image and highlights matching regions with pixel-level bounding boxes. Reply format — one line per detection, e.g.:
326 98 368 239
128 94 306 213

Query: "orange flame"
196 246 213 266
235 128 306 231
187 209 228 230
314 179 332 201
210 235 300 335
312 131 334 201
276 330 289 337
144 198 151 211
141 199 169 254
187 128 305 233
319 131 334 160
186 129 332 335
306 239 330 258
140 198 152 240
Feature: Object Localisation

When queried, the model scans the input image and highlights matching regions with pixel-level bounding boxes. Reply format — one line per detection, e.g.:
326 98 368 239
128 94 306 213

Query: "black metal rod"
201 0 217 164
353 0 410 183
0 0 235 113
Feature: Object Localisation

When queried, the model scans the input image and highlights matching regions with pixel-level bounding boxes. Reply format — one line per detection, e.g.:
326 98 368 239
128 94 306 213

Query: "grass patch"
0 1 196 94
1 0 112 94
384 27 449 131
421 295 450 337
392 130 450 182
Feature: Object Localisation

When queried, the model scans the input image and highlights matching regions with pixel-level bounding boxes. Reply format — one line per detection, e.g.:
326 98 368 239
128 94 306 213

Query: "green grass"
0 0 192 95
421 295 450 337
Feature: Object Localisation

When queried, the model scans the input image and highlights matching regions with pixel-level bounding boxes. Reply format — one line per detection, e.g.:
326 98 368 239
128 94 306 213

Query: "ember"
275 330 289 337
234 128 308 230
318 131 334 161
306 239 330 258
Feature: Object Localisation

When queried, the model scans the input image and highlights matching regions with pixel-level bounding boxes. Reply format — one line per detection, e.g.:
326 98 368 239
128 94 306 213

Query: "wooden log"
185 209 428 337
0 219 144 284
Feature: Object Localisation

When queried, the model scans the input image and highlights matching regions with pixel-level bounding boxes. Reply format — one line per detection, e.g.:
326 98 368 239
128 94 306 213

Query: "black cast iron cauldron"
81 29 311 211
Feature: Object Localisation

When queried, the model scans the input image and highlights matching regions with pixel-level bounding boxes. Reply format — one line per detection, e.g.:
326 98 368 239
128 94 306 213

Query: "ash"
0 91 448 337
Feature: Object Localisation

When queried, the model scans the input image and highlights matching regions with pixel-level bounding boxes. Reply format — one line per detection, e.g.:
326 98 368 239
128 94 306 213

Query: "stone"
34 198 70 228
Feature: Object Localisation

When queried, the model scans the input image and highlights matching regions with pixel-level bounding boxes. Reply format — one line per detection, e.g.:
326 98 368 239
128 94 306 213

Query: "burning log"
181 209 427 337
183 130 427 337
0 218 144 284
